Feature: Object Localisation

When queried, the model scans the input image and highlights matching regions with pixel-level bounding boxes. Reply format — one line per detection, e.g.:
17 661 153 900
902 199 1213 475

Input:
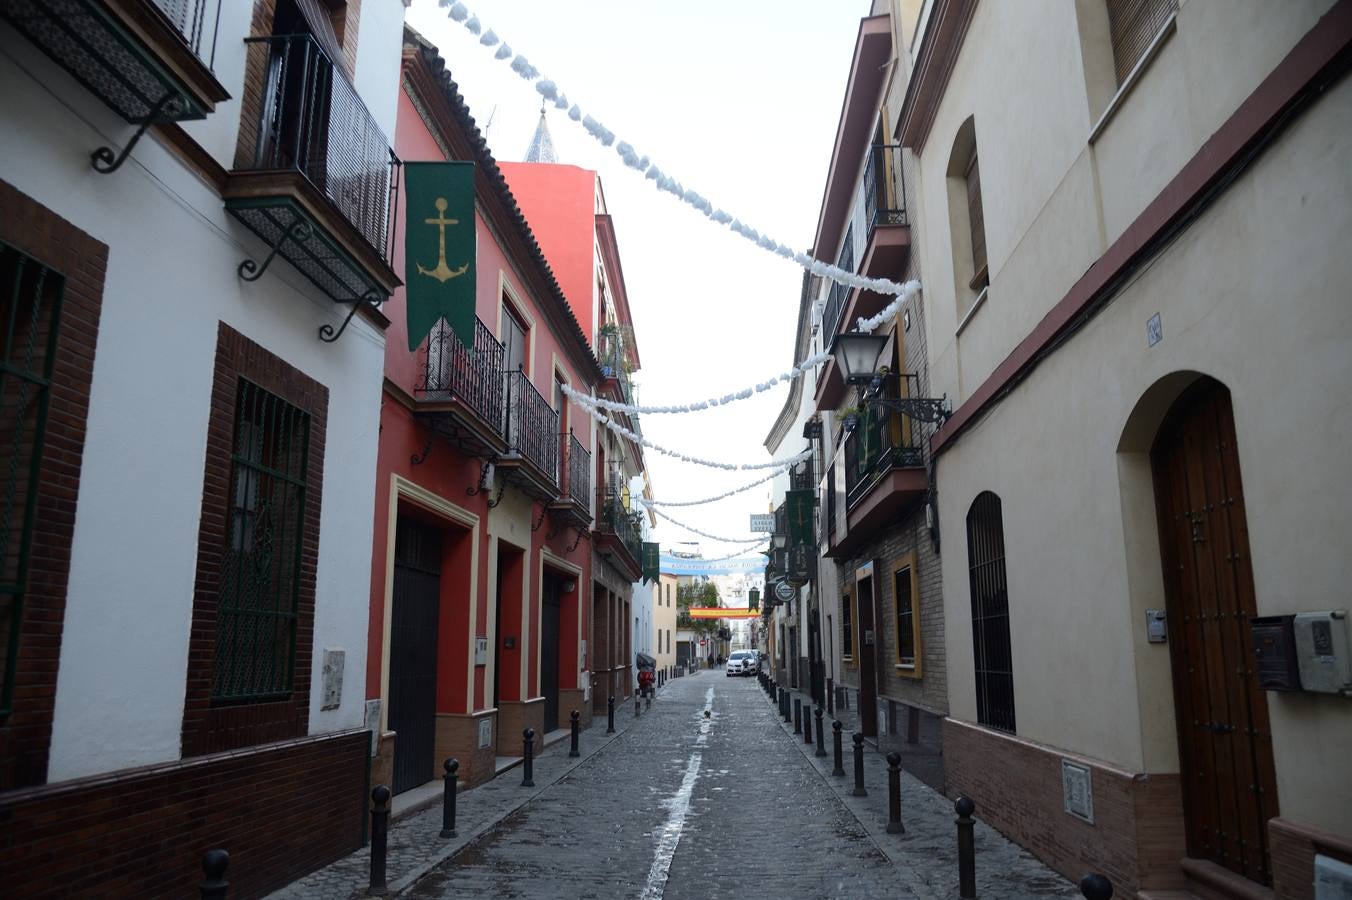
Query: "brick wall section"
181 323 329 757
0 730 368 899
945 718 1188 895
0 181 105 790
1270 817 1352 900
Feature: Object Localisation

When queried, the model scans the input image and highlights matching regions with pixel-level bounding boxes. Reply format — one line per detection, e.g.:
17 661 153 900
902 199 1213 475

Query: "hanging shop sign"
404 161 476 351
774 580 795 603
749 513 775 533
786 542 815 587
785 489 814 547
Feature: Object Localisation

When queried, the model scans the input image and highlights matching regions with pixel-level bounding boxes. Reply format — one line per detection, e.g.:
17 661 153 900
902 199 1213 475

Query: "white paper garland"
439 1 923 300
640 469 782 508
645 504 767 545
580 399 811 471
680 544 770 564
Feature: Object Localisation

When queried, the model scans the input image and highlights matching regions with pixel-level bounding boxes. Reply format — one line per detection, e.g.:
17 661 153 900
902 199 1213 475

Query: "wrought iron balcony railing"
503 368 559 482
561 431 591 509
602 490 642 565
416 317 505 432
864 144 907 234
239 34 393 259
843 375 925 509
150 0 222 64
821 224 854 345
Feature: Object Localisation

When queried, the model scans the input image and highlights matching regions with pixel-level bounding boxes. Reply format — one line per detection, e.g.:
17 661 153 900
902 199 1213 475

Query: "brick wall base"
0 730 368 898
1270 817 1352 900
434 712 496 789
944 719 1186 895
495 699 544 757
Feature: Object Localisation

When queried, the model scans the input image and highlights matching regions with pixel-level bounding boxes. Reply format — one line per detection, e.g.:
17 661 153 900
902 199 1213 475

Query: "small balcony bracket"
91 91 187 174
410 434 434 467
566 527 589 554
466 460 494 498
486 480 508 509
865 395 952 425
532 503 548 532
318 290 383 344
238 220 314 282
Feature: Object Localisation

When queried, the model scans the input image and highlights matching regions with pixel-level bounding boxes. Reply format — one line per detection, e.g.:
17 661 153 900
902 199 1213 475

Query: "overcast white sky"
405 1 867 555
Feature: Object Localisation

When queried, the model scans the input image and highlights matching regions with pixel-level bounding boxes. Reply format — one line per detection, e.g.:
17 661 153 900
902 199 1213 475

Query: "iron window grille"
967 491 1015 733
821 224 854 344
0 244 62 717
213 379 310 702
895 565 916 668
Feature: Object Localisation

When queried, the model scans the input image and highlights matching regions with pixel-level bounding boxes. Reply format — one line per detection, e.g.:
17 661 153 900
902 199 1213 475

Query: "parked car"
726 650 758 677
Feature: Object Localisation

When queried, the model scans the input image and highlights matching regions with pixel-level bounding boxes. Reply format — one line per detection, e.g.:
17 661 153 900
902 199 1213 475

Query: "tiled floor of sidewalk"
766 681 1077 899
265 691 653 900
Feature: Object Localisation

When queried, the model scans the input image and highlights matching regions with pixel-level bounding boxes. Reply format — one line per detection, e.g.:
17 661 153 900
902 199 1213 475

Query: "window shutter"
1107 0 1177 85
966 153 987 282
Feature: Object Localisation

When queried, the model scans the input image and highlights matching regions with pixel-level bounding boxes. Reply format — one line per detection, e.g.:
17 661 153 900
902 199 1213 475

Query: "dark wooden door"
857 573 879 737
1152 378 1278 885
541 577 561 733
389 519 442 795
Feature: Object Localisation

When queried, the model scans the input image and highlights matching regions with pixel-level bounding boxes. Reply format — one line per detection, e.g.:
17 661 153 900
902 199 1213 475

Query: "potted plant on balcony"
840 404 864 434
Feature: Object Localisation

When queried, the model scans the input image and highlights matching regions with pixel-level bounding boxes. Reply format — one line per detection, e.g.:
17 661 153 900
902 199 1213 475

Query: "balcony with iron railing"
595 473 642 580
829 374 928 558
548 430 592 528
1 0 231 173
495 368 560 500
224 33 400 327
414 317 507 456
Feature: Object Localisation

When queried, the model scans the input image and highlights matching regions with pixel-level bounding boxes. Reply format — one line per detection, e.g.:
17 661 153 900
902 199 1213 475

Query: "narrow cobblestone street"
393 671 1074 899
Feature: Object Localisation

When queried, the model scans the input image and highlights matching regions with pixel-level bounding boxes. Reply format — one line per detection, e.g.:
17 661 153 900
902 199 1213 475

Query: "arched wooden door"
1151 378 1278 885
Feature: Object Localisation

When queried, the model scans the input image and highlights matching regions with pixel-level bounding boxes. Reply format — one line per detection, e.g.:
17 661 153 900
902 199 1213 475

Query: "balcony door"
855 562 879 737
501 304 527 443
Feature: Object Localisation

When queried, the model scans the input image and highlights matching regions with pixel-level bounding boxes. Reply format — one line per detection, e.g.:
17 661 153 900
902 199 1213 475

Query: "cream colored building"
894 0 1352 896
654 572 679 677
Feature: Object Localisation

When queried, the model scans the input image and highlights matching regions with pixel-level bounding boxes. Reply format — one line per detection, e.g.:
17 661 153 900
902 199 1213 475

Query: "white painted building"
0 0 405 893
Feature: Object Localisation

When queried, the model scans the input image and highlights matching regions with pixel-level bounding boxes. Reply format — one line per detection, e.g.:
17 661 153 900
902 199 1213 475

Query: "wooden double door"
1151 378 1278 885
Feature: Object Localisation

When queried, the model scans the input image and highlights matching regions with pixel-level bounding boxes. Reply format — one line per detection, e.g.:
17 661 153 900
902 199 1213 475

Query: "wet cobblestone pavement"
399 673 1076 899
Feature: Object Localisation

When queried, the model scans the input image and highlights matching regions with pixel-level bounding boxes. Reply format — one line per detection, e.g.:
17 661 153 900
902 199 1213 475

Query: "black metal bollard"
569 710 580 757
832 720 846 776
886 752 904 834
814 707 827 757
199 849 229 900
793 698 802 734
440 758 459 838
521 728 535 787
803 707 814 745
1079 874 1113 900
956 795 976 899
851 733 867 797
635 695 641 717
369 785 391 896
607 695 615 734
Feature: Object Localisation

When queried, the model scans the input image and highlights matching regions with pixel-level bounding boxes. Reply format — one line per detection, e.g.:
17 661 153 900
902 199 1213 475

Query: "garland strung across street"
585 402 812 471
643 503 768 545
438 1 921 300
639 469 782 508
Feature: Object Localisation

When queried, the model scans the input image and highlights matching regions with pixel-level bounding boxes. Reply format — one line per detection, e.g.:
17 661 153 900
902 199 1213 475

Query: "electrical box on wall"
1252 615 1301 692
474 636 488 666
1145 609 1167 643
1294 611 1351 696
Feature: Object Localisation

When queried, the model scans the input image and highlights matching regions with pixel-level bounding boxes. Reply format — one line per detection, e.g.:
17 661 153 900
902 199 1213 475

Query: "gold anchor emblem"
417 197 470 283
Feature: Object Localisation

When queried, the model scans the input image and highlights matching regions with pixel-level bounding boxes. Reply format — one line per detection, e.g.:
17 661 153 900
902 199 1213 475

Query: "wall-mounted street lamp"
832 331 952 432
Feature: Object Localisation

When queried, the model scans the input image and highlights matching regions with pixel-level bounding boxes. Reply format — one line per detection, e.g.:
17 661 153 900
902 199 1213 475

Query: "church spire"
524 102 557 164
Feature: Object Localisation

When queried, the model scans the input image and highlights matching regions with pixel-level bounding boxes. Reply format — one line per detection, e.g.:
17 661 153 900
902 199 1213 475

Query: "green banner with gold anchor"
405 162 476 351
641 542 660 584
786 489 814 547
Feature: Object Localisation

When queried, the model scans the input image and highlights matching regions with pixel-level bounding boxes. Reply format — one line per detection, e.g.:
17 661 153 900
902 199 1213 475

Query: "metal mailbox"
1251 615 1300 692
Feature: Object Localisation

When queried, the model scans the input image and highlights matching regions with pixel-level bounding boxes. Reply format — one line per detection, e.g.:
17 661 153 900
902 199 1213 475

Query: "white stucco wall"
933 74 1352 833
1 26 386 781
